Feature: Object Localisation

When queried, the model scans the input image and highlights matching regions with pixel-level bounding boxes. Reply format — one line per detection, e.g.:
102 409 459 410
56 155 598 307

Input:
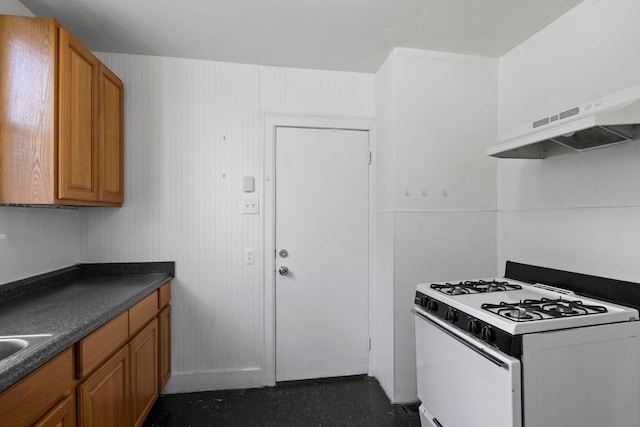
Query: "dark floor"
143 375 421 427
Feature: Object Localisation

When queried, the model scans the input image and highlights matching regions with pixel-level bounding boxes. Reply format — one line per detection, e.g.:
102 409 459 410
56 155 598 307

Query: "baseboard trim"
162 368 263 394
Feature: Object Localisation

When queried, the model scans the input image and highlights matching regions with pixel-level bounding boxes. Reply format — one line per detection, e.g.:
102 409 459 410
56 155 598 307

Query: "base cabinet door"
158 305 171 391
78 345 130 427
0 348 74 427
130 318 158 427
34 394 76 427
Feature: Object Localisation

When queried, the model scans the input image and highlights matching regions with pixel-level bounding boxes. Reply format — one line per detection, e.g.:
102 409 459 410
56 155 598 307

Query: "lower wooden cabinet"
34 394 76 427
75 281 171 427
130 318 158 427
78 345 131 427
1 282 171 427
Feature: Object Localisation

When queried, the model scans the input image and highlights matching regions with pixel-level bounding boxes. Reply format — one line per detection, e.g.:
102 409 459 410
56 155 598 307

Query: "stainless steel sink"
0 335 52 362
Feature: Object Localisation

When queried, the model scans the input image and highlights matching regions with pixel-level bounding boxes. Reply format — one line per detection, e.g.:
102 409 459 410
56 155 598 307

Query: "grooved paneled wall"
87 53 374 391
497 0 640 281
374 48 498 403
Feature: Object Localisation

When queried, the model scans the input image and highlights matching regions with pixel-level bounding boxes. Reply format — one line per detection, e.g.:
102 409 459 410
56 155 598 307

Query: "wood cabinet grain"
0 15 56 204
158 282 171 310
76 283 171 426
78 345 131 427
98 65 125 204
76 312 129 378
0 348 74 427
129 292 158 335
158 304 172 391
34 393 77 427
0 14 124 207
58 26 100 202
130 319 158 427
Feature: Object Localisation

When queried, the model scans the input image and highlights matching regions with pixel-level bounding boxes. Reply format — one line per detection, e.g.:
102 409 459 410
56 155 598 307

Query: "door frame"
263 113 377 386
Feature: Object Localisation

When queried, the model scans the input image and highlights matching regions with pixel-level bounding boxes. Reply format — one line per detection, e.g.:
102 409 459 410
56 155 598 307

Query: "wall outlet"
242 197 259 214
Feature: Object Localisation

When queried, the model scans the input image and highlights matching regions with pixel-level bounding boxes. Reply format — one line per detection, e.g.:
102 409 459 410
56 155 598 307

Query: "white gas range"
413 262 640 427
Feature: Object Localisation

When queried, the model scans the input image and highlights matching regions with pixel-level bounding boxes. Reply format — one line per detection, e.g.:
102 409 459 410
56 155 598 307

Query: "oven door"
414 308 522 427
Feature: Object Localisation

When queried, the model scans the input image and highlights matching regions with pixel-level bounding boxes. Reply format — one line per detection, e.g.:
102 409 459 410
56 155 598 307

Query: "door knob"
279 266 289 276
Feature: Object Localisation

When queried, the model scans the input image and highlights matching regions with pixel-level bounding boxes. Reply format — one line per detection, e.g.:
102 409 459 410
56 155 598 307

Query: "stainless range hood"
487 84 640 159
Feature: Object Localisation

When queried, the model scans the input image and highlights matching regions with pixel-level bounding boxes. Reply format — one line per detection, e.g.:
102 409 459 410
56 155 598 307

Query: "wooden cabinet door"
58 26 99 202
0 15 57 204
78 345 130 427
0 348 74 427
158 305 171 391
34 394 76 427
130 318 158 427
98 65 124 204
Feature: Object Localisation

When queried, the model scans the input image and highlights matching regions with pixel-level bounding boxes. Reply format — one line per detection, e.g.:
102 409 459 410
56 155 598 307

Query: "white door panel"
275 127 369 382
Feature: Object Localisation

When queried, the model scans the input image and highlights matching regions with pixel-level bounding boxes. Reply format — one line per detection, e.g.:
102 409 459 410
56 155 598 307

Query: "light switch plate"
243 248 255 265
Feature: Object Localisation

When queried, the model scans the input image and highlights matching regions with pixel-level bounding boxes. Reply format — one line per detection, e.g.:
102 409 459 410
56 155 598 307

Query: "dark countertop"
0 262 174 394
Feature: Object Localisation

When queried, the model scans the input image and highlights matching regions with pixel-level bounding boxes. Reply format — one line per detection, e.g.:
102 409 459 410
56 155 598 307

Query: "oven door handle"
412 308 509 369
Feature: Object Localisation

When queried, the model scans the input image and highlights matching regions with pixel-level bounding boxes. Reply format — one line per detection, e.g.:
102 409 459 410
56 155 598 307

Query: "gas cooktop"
415 278 638 335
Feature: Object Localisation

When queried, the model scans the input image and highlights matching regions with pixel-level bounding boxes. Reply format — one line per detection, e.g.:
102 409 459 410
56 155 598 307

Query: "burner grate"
482 297 608 322
431 280 522 295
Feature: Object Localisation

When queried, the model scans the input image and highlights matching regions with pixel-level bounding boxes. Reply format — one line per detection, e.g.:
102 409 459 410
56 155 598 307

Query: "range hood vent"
487 84 640 159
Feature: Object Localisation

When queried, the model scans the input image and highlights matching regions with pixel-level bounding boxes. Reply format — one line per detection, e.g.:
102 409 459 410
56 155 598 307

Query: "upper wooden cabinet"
0 14 124 207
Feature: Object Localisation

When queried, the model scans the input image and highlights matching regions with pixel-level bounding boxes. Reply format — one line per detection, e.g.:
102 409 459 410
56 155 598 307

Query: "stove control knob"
481 326 495 342
427 300 438 312
467 319 480 334
420 296 429 308
445 308 458 323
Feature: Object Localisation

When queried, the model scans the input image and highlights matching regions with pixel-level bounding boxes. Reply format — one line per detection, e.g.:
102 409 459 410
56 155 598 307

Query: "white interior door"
275 126 369 382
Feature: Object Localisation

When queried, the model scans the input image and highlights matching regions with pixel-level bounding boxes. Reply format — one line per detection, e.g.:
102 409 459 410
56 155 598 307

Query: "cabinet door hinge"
368 151 372 165
368 337 372 351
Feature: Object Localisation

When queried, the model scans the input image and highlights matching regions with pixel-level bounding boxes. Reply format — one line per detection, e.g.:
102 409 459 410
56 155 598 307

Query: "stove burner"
482 298 608 322
504 307 535 320
431 280 522 295
540 299 608 317
547 301 579 315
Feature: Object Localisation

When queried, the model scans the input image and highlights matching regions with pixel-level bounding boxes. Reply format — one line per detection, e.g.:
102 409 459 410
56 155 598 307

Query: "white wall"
86 53 374 391
373 52 396 397
497 0 640 280
0 0 33 16
0 1 85 285
0 207 85 284
394 49 498 211
374 48 498 403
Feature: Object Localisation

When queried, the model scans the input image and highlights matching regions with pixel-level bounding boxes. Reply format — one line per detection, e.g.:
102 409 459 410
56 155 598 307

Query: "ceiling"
20 0 584 73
